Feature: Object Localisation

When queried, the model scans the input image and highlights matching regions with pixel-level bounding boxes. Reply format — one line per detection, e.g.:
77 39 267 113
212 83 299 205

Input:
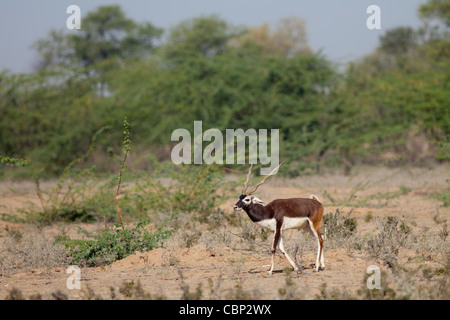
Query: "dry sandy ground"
0 165 448 300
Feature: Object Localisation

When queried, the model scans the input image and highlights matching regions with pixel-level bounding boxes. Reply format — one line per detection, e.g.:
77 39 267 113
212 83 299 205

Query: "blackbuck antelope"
233 163 325 274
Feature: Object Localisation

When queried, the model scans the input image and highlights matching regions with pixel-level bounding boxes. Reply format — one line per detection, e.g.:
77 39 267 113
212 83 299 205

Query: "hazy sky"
0 0 426 73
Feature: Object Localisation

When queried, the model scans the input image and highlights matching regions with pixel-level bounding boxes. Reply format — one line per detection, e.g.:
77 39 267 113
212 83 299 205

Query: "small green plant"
432 188 450 207
116 118 131 228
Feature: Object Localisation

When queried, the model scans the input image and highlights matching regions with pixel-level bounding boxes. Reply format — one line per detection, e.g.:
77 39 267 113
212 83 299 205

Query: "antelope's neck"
244 204 271 223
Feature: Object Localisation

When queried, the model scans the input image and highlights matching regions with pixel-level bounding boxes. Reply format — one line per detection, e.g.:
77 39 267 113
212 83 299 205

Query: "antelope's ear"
252 197 265 205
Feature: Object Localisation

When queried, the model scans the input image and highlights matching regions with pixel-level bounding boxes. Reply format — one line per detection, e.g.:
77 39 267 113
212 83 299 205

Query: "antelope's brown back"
268 198 323 218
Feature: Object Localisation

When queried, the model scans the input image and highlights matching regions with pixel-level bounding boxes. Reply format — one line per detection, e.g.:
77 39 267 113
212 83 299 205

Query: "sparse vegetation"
1 0 449 301
322 209 362 253
323 209 357 239
432 188 450 207
2 166 450 300
317 256 450 300
366 216 411 270
1 228 69 269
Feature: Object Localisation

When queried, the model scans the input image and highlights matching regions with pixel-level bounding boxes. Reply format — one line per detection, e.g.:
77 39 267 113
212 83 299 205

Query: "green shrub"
58 219 173 266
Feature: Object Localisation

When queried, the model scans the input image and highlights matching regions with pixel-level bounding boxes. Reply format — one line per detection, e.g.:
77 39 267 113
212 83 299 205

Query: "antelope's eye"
244 197 251 203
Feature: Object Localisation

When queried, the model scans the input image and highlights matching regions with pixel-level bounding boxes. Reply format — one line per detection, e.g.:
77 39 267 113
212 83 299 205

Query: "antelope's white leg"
308 220 321 272
315 238 321 272
320 238 325 269
279 236 298 271
268 253 275 275
267 230 277 275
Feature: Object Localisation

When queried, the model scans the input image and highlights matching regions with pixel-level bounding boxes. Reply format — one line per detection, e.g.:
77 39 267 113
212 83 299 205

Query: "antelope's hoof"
313 266 325 272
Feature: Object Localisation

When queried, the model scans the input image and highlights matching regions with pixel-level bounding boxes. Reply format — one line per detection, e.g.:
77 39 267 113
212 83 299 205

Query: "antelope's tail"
310 194 325 239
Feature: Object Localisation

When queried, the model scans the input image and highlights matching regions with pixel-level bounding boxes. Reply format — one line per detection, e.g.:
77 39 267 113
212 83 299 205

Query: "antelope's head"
233 162 284 212
233 195 266 211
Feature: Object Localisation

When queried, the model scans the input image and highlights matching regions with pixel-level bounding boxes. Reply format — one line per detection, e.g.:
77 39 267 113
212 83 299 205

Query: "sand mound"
111 248 166 271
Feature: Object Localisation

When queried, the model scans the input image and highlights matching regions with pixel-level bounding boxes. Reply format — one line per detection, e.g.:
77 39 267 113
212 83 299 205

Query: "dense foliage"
1 2 449 177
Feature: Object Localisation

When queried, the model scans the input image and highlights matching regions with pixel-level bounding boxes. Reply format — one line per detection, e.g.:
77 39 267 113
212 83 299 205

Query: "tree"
162 15 242 60
418 0 450 63
231 17 311 58
33 6 162 71
32 30 73 70
379 27 418 55
338 0 450 170
419 0 450 26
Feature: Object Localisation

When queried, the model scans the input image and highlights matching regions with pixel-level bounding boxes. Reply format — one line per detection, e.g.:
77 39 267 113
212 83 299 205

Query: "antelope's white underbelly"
256 218 276 231
282 217 310 230
255 217 310 231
